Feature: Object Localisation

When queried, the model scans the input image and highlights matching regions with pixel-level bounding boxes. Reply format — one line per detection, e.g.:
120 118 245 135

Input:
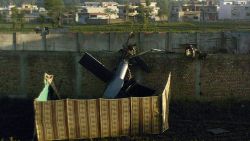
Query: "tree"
0 14 6 23
146 0 151 6
124 4 130 21
64 5 78 24
104 8 117 24
38 14 46 26
157 0 169 21
44 0 65 27
137 2 152 26
11 7 25 29
137 4 144 23
11 7 19 29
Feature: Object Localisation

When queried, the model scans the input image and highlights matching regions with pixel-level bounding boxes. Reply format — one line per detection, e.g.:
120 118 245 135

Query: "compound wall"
1 51 250 99
1 32 250 54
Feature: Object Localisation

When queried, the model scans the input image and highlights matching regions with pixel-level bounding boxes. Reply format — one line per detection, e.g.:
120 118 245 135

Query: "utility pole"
168 0 172 22
35 27 50 51
202 0 205 22
31 0 35 5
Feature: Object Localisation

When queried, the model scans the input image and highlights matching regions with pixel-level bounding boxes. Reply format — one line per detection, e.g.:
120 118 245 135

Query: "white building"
0 4 48 23
79 2 119 24
219 0 250 20
21 4 39 11
8 5 16 11
38 7 47 13
118 4 139 20
118 1 160 21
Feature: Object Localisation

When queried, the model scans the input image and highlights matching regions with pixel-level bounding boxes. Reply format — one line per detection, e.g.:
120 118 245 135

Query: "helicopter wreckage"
34 33 171 140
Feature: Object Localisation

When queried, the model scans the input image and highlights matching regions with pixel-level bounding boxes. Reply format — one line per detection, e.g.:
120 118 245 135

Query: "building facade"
170 0 218 22
219 0 250 20
79 2 119 24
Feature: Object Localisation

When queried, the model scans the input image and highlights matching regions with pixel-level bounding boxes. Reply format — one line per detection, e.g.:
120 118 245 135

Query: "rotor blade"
126 82 155 97
130 56 151 73
130 49 165 59
118 79 155 97
79 52 113 82
131 50 151 58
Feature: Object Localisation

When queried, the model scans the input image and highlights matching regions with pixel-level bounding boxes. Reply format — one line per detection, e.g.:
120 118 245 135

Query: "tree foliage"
146 0 150 6
44 0 65 27
11 7 25 29
104 8 117 24
157 0 170 17
38 14 46 25
137 1 152 25
44 0 64 10
104 8 117 15
124 4 130 21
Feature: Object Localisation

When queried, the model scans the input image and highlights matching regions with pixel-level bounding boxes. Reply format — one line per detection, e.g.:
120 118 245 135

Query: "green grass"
69 21 250 32
0 21 250 33
0 23 53 33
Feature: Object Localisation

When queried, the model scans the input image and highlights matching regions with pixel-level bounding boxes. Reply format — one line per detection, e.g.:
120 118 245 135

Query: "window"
129 9 135 13
90 15 97 18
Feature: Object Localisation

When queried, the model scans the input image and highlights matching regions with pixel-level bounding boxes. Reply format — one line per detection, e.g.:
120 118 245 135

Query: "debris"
79 32 156 98
207 128 230 135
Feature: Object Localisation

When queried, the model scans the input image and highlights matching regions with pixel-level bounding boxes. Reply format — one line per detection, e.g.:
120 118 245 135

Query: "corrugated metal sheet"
34 74 171 140
162 73 171 131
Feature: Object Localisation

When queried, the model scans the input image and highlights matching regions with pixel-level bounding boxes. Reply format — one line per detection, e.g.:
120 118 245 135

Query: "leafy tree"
137 1 152 26
63 0 81 5
19 10 25 29
144 0 152 22
104 8 117 24
0 14 5 23
38 14 46 26
11 7 19 28
124 4 130 21
146 0 150 6
64 4 78 24
157 0 169 20
137 4 145 23
11 7 25 29
44 0 65 27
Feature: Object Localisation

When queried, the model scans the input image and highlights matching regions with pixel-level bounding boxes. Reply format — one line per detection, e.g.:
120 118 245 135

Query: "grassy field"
69 21 250 32
0 23 53 33
0 21 250 33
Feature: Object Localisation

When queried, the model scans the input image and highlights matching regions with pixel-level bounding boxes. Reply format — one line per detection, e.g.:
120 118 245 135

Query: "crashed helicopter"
79 32 157 99
34 32 171 141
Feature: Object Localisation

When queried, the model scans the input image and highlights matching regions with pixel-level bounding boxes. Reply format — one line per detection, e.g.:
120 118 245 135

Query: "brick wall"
0 51 250 99
0 54 20 95
201 55 250 97
26 53 76 98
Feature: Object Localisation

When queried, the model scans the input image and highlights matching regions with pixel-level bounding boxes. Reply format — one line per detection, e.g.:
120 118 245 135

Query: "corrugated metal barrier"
34 74 171 140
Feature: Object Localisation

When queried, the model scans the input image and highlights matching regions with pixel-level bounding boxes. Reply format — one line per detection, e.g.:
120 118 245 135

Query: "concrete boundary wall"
1 51 250 99
1 32 250 54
